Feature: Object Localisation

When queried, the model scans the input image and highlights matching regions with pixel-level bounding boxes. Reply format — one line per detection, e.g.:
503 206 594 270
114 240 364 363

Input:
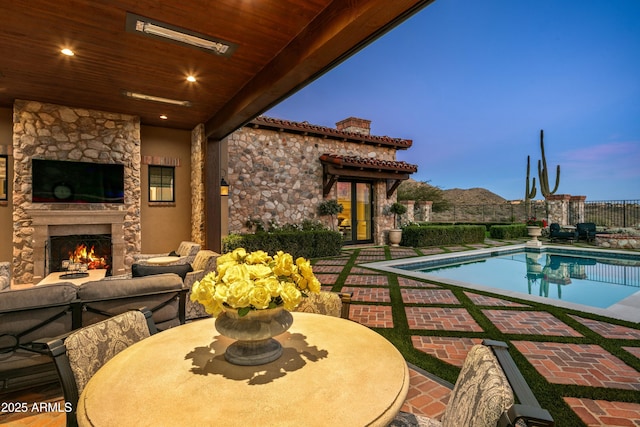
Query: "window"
149 165 174 202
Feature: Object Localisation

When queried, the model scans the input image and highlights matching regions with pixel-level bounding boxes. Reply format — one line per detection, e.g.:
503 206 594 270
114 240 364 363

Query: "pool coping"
361 244 640 324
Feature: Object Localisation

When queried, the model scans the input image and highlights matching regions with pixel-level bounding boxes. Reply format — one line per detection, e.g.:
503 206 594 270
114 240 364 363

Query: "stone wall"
12 100 141 284
190 124 206 246
596 234 640 249
226 126 397 244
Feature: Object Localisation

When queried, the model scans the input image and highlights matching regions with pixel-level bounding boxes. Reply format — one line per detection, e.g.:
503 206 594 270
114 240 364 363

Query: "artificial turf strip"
313 242 640 427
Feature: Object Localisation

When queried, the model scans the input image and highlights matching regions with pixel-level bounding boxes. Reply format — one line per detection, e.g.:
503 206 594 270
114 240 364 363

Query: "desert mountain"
441 187 508 205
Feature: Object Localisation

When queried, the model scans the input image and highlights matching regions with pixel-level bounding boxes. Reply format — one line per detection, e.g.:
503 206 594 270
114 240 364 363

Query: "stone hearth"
28 210 126 283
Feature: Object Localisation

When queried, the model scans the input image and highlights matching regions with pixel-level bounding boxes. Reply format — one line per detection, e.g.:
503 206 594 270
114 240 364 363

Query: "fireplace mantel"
27 209 127 283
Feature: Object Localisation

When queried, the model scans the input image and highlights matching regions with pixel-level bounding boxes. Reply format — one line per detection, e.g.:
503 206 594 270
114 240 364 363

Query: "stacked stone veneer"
226 126 399 244
12 100 141 284
190 124 206 246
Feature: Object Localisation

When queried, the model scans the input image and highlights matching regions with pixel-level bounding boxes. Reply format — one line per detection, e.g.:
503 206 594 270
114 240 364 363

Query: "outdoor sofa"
0 273 187 393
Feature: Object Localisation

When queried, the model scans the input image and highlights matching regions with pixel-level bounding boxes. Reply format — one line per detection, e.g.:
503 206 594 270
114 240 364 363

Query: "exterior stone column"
415 201 432 222
546 194 571 225
399 200 415 224
569 196 586 225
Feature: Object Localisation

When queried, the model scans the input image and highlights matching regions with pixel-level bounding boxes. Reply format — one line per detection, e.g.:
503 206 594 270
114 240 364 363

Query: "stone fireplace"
12 100 141 284
28 210 126 282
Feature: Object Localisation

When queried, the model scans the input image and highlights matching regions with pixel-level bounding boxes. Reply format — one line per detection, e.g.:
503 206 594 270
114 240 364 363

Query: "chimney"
336 117 371 136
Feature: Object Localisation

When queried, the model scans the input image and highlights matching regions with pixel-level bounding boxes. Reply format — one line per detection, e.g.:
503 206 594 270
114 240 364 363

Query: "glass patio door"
336 181 373 244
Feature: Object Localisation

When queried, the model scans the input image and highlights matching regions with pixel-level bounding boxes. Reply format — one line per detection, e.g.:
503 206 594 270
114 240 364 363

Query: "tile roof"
320 154 418 173
248 116 413 149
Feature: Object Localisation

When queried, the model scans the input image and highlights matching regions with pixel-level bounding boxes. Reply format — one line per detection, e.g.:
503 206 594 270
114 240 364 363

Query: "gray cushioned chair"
132 241 201 265
47 308 157 427
183 250 220 320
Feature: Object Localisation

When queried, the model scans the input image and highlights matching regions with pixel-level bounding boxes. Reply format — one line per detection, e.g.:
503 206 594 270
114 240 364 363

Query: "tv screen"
32 159 125 204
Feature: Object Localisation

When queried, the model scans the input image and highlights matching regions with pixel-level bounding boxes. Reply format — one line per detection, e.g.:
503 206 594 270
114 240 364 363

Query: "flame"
69 244 109 270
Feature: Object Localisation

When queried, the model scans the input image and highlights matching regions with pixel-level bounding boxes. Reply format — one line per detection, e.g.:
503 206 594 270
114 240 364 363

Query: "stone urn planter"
388 229 403 247
215 306 293 366
526 226 543 247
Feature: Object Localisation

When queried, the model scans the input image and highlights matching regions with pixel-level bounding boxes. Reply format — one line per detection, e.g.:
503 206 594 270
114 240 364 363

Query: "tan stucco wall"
140 125 193 254
0 107 12 262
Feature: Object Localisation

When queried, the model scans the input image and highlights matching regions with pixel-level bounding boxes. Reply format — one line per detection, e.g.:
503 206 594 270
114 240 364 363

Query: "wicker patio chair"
293 291 352 319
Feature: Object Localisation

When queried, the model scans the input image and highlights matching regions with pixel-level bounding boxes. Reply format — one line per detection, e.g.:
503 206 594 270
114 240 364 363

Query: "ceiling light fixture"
160 114 168 120
186 75 197 82
123 91 191 107
61 48 75 56
126 13 237 57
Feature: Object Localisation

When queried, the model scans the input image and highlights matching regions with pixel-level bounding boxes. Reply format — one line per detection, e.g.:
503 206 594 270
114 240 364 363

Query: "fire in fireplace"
48 234 112 275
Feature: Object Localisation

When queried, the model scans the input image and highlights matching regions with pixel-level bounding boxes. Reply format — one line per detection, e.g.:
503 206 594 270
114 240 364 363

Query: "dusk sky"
266 0 640 201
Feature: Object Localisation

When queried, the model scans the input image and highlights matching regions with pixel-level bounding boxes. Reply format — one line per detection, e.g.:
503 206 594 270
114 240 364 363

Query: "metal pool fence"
429 199 639 227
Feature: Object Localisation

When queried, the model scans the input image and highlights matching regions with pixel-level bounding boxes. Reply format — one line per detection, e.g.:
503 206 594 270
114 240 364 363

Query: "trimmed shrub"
489 224 528 239
222 230 342 259
401 225 485 247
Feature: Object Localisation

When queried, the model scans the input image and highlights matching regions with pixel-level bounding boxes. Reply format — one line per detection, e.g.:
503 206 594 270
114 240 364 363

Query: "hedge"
489 224 528 239
222 230 343 259
401 225 486 247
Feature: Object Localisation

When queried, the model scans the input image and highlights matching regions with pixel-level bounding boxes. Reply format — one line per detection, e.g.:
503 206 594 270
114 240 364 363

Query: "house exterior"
227 116 418 245
1 102 416 285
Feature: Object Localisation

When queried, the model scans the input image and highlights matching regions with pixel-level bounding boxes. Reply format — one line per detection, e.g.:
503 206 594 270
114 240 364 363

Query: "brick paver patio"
5 242 640 426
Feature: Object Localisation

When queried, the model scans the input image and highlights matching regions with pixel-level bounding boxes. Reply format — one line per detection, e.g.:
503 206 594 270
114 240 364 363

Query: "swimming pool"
362 245 640 322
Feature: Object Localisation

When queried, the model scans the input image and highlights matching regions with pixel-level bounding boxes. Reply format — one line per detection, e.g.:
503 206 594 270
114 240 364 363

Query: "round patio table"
76 312 409 427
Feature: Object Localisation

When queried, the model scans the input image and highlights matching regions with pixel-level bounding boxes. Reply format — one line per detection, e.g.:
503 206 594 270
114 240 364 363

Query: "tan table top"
77 312 409 427
36 269 107 286
144 256 182 265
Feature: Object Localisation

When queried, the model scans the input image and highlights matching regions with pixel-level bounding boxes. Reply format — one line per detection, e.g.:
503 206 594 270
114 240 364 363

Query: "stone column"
546 194 571 225
399 200 415 224
415 201 433 222
569 196 586 225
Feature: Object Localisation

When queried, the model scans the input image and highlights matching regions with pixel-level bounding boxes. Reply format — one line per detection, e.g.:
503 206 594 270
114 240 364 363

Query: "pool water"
400 250 640 309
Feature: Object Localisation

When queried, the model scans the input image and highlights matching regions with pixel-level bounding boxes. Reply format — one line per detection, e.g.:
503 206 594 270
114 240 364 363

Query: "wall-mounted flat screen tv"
32 159 125 204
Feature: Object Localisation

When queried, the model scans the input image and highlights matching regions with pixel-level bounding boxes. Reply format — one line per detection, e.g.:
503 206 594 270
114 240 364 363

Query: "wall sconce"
220 177 229 196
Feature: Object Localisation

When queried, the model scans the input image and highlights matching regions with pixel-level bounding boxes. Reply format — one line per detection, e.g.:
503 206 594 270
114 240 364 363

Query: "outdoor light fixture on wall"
126 13 237 57
220 177 229 196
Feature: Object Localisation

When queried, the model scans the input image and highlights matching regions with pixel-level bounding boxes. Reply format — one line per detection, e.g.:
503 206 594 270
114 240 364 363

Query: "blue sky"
266 0 640 201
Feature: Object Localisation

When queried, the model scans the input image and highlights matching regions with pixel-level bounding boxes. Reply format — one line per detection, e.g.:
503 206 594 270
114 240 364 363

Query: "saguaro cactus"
537 129 560 197
525 155 537 217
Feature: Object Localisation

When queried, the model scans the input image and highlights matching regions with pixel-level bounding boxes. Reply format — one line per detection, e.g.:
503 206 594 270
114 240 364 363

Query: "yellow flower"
247 263 273 280
222 263 250 286
246 250 271 265
273 251 295 277
227 279 253 308
231 247 247 261
249 285 272 309
189 249 321 317
280 281 302 311
308 276 321 293
256 276 281 297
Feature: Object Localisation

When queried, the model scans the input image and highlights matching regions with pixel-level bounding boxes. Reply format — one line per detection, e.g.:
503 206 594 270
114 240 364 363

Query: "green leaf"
238 307 251 317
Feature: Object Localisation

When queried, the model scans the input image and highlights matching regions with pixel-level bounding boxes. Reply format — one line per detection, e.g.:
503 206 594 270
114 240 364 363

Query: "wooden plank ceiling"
0 0 433 140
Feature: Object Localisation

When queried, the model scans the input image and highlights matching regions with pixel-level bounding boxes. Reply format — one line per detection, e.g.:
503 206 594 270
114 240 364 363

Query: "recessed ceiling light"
186 75 197 82
61 48 75 56
126 13 237 57
123 91 191 107
160 115 168 120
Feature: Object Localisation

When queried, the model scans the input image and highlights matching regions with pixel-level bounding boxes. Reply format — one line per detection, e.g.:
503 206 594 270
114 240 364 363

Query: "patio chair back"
47 308 157 427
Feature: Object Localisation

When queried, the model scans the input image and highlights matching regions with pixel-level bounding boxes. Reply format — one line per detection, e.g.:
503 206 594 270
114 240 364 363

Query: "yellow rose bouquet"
190 248 322 317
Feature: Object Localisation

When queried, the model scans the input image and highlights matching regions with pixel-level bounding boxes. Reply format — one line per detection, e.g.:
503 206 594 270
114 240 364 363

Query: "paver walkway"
2 242 639 426
332 243 640 426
